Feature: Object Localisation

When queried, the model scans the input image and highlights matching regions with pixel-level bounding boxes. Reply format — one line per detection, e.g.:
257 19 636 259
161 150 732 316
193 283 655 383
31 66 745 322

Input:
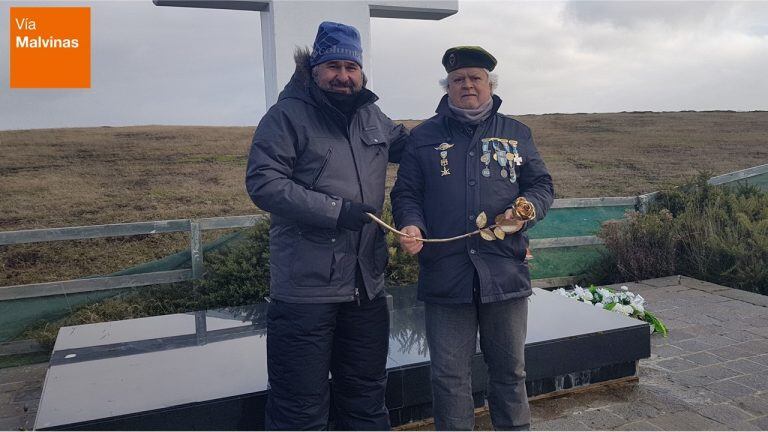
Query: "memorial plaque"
36 287 649 430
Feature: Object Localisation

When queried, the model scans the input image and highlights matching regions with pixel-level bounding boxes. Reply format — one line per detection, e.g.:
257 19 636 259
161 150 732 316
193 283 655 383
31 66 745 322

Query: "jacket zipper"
348 115 365 309
309 148 333 190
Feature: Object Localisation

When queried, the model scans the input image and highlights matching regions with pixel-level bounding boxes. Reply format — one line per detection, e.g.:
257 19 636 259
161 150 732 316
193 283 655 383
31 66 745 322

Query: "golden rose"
514 197 536 221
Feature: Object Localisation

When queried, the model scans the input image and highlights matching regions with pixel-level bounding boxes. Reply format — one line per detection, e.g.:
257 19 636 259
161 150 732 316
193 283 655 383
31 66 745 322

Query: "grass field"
1 111 767 287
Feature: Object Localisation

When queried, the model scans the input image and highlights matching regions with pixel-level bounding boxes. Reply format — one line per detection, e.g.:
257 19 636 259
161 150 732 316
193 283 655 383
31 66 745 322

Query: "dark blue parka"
246 52 407 304
391 94 554 304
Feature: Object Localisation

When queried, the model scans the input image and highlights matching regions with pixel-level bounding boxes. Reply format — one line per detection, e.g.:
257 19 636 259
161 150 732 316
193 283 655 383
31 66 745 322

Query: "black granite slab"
35 286 650 430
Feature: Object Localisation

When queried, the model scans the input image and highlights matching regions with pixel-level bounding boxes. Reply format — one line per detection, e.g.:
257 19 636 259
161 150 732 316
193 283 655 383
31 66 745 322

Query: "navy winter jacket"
391 94 554 304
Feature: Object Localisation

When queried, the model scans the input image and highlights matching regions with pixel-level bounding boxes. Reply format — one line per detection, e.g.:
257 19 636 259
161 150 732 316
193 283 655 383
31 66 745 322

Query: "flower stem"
366 212 482 243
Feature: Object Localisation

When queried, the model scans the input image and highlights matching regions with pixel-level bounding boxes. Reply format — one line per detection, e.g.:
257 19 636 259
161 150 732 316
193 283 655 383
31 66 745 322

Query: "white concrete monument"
154 0 458 109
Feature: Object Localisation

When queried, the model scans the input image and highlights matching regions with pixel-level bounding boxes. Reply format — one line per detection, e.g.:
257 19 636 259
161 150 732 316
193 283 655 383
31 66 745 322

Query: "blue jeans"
425 297 530 431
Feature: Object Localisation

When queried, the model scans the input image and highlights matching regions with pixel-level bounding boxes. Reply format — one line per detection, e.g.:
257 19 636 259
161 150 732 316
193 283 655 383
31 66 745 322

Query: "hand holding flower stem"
367 197 536 244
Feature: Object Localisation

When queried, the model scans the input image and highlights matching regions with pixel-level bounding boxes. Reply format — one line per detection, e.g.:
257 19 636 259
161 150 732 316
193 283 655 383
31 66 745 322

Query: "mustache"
329 78 355 88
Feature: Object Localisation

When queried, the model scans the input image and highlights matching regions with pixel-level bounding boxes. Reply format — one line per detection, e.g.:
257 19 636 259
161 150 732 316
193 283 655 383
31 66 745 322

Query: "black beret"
442 46 497 73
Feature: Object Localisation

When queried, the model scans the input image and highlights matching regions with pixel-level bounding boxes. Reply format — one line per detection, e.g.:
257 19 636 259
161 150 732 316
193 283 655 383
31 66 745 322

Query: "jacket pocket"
290 229 335 287
309 147 333 190
293 137 334 189
495 233 528 262
361 127 388 159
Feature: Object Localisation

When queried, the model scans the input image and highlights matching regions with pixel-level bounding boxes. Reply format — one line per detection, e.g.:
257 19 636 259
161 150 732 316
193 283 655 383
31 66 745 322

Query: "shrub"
194 218 271 308
23 219 273 348
596 209 678 282
590 175 768 293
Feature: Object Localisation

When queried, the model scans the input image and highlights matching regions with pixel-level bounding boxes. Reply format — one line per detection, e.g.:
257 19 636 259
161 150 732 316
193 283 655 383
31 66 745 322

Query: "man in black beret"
442 46 497 73
391 46 554 430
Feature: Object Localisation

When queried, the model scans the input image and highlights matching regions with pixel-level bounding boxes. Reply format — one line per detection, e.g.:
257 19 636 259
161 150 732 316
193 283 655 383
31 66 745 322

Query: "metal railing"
0 215 263 301
2 162 766 301
0 200 622 301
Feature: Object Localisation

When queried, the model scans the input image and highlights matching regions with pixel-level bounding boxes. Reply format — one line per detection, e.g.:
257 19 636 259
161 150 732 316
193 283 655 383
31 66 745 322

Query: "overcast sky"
1 0 767 130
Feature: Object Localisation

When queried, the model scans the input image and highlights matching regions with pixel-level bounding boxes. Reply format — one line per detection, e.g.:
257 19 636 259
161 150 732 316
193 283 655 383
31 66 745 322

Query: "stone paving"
522 276 768 431
1 276 767 431
0 363 46 431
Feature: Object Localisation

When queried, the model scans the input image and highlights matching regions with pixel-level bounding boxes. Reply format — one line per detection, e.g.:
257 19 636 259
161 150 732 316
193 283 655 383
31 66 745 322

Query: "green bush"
194 218 271 308
595 209 678 282
590 175 768 293
23 219 273 348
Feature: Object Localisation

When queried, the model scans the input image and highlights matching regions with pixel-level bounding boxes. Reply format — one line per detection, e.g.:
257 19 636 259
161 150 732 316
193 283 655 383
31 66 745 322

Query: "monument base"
35 286 650 430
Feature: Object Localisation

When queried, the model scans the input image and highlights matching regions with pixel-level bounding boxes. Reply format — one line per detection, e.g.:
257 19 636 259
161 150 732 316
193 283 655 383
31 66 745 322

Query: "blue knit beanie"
310 21 363 68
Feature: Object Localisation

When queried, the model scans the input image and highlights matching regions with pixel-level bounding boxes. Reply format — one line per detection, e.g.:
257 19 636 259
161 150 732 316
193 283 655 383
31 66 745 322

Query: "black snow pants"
264 296 390 430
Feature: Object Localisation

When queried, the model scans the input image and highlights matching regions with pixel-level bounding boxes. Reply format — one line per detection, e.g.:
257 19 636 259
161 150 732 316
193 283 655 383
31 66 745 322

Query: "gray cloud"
562 1 733 29
1 0 767 130
1 1 264 129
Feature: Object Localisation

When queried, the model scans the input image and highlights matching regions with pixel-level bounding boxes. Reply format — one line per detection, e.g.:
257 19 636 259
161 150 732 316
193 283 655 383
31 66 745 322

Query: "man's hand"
399 225 424 255
337 200 377 231
502 208 526 234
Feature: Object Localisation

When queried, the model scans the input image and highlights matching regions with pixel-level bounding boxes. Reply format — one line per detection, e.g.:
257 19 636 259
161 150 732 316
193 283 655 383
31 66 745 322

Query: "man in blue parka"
246 22 407 430
391 46 554 430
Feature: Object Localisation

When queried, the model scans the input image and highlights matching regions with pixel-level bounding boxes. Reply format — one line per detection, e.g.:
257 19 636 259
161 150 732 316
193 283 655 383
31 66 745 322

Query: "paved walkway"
0 363 46 431
524 276 768 431
2 276 768 430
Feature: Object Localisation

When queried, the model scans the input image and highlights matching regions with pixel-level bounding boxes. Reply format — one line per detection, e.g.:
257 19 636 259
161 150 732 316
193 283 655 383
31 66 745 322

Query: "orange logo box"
10 7 91 88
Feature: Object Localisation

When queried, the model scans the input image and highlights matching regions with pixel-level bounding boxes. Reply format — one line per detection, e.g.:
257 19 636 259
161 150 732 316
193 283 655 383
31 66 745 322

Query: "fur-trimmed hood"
273 48 313 104
292 47 314 87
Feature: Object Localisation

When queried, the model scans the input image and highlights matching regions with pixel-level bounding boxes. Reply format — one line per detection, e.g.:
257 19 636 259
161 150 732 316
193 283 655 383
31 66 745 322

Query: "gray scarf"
447 97 494 125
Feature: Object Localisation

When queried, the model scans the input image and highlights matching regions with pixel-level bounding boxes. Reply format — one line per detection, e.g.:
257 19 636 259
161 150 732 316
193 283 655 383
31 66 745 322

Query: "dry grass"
1 112 767 286
516 111 768 197
0 126 254 228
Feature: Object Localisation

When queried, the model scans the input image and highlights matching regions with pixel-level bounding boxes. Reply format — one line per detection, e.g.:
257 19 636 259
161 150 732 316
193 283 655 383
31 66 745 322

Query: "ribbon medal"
480 138 523 183
480 139 492 177
508 140 521 183
435 142 454 176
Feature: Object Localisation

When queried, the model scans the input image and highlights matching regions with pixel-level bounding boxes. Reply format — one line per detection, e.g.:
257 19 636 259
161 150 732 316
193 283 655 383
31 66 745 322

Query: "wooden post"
190 221 203 279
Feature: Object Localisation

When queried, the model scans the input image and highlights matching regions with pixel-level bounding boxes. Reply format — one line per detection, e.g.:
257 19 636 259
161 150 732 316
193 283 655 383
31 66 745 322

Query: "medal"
480 139 492 179
492 140 509 176
510 140 523 166
480 137 524 180
435 143 454 177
